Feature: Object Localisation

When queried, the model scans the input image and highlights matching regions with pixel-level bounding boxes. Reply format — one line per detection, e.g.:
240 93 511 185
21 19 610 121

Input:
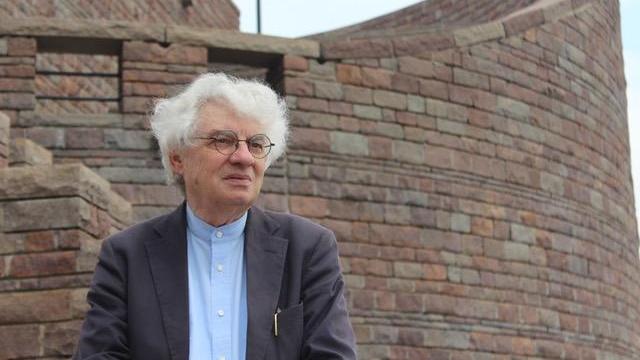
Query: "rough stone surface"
9 138 53 166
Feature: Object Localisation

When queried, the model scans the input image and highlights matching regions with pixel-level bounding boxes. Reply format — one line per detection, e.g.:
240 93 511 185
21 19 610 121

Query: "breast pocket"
270 302 303 359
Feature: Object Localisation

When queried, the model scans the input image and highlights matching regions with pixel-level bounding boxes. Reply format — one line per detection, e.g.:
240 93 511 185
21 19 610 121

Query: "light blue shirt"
186 205 248 360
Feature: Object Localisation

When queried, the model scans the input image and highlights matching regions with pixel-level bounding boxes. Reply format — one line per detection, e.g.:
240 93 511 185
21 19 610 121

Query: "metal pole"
257 0 262 34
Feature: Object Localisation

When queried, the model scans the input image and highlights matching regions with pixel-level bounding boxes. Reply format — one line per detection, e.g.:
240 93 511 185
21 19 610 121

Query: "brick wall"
0 114 132 359
0 0 239 30
0 0 638 358
286 0 640 358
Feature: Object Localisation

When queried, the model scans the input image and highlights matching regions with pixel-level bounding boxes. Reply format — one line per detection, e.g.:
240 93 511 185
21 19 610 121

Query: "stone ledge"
9 138 52 166
167 25 320 58
0 163 131 225
16 112 126 128
0 17 164 41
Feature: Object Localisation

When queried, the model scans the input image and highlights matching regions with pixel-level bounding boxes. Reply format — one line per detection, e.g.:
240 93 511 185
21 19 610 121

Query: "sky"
233 0 640 234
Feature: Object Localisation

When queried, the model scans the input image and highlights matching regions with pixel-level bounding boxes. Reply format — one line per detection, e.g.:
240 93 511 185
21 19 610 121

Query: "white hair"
150 73 289 188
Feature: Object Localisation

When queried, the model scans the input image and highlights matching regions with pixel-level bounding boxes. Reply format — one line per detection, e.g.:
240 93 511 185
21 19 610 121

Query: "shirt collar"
186 204 248 241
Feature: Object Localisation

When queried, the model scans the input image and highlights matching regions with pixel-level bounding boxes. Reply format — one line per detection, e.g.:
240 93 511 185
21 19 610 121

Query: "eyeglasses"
194 130 275 159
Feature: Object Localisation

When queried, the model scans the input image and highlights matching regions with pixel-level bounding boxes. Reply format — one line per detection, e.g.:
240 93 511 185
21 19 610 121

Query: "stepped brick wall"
0 0 638 358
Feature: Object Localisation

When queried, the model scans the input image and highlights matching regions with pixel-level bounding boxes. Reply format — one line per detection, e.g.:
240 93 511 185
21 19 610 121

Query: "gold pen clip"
274 307 281 337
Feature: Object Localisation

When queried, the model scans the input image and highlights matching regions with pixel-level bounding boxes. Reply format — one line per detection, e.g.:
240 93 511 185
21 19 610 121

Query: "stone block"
314 81 343 100
9 138 53 166
96 166 166 184
289 127 330 152
283 55 308 71
497 96 530 121
284 78 314 96
7 37 36 56
0 164 131 224
407 95 426 113
373 90 407 110
353 104 382 120
0 93 35 110
104 129 154 150
123 41 207 65
0 324 40 359
24 127 64 148
0 17 164 42
0 38 6 55
392 140 424 164
0 289 72 323
343 86 372 104
398 57 434 78
64 128 105 149
167 25 320 57
361 67 392 89
454 22 506 46
336 64 362 85
330 131 369 156
290 195 328 217
451 213 471 233
3 197 92 232
43 320 82 357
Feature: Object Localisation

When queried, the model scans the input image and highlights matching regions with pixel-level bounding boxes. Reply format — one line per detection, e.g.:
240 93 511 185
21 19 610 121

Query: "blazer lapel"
245 207 289 360
145 203 190 360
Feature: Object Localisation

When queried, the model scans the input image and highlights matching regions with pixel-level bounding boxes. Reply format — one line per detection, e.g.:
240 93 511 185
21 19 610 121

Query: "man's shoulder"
105 207 182 249
261 208 331 235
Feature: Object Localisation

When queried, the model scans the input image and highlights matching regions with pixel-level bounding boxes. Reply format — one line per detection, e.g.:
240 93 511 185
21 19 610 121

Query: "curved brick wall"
285 0 640 358
0 0 239 29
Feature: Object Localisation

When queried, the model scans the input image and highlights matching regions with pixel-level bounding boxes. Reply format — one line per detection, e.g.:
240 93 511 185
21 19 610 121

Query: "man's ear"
169 150 184 175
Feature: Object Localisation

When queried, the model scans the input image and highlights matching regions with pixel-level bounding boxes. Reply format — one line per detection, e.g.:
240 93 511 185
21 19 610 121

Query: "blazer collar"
144 204 289 360
244 206 289 360
146 203 190 360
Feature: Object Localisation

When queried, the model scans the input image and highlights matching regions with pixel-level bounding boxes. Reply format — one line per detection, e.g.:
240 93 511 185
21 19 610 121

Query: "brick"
373 90 407 110
7 37 36 56
297 97 328 112
0 64 35 77
0 290 71 323
3 196 93 232
8 251 77 278
0 92 35 110
451 213 471 233
361 67 392 89
104 129 153 150
336 64 362 85
289 127 330 152
353 104 382 120
330 131 369 156
343 85 372 104
43 320 82 356
290 195 328 217
454 68 490 90
283 55 308 71
398 57 434 77
454 22 506 46
391 73 420 93
309 60 335 78
284 78 314 96
65 128 104 149
419 79 448 100
314 81 343 100
393 140 424 165
123 41 207 65
0 77 34 92
0 324 40 359
9 138 53 166
0 38 6 55
407 95 425 113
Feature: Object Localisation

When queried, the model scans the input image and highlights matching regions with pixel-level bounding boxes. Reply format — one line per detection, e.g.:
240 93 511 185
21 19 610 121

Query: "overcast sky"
233 0 640 234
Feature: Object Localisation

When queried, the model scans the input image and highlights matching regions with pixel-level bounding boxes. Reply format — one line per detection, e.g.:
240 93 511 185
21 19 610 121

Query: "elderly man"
74 73 356 360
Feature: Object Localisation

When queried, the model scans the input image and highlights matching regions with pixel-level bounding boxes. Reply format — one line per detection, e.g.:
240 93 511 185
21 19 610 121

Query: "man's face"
170 101 267 215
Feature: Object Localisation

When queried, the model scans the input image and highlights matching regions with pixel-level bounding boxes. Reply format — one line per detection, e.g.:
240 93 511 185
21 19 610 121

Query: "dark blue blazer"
74 203 356 359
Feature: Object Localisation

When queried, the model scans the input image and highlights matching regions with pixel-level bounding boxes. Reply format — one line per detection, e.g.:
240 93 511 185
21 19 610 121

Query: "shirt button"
215 231 223 238
216 264 224 272
217 309 224 317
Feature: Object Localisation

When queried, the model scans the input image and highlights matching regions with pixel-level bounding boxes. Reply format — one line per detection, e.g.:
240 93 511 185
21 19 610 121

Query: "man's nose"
229 141 255 165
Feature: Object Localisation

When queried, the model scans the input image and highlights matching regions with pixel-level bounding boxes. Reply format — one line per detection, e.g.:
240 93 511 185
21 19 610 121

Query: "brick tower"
0 0 638 358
